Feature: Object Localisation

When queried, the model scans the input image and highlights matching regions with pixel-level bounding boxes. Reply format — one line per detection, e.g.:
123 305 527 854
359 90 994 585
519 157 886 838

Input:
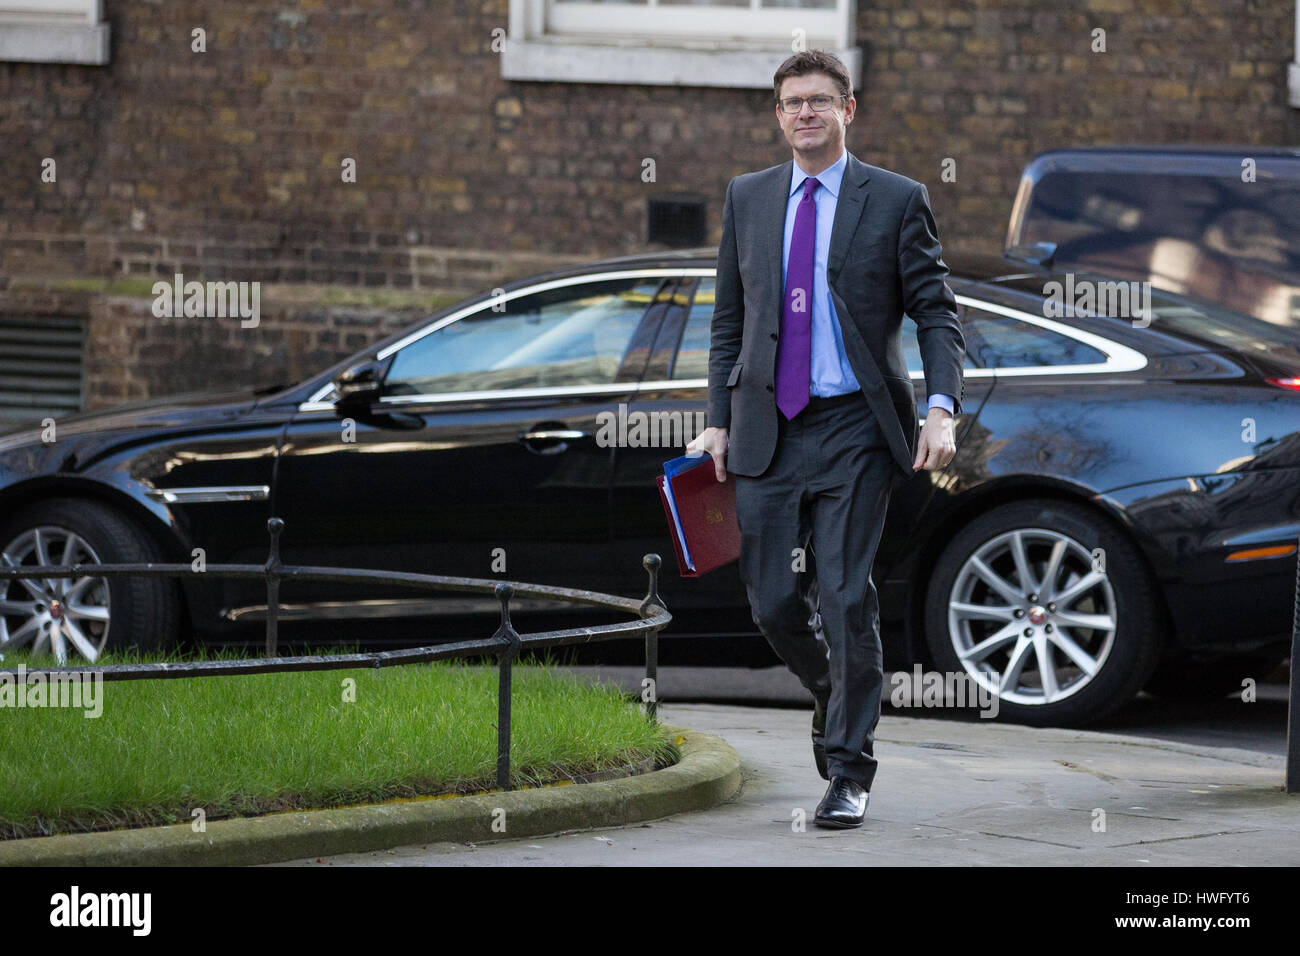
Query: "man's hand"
912 408 956 471
686 426 729 482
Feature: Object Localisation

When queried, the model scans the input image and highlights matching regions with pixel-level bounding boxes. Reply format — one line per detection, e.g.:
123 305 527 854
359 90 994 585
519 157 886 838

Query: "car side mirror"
332 359 386 408
1003 241 1057 270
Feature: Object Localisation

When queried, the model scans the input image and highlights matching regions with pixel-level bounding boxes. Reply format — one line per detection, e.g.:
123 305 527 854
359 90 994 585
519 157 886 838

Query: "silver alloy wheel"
0 526 111 664
947 527 1117 706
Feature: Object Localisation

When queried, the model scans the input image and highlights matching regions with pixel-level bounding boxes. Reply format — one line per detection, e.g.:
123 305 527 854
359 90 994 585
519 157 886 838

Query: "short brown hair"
773 50 852 103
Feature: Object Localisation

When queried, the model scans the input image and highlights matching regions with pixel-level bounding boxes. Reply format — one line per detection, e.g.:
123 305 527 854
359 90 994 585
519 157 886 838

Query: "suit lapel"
827 152 872 277
760 161 794 306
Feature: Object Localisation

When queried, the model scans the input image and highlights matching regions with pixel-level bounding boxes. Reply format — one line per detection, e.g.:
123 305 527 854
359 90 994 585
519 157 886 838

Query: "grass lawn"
0 649 676 840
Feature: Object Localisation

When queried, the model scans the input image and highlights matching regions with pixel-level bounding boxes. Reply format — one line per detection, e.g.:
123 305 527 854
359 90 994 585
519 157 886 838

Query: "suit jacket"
707 150 966 481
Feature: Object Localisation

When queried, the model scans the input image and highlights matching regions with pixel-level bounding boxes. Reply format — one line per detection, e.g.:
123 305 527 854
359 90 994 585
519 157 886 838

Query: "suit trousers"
732 390 898 790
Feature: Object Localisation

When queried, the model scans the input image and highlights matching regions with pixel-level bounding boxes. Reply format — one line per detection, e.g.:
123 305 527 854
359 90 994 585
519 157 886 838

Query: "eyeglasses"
778 94 844 114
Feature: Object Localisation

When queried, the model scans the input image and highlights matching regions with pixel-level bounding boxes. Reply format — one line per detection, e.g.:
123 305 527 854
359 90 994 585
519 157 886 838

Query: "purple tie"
776 176 819 419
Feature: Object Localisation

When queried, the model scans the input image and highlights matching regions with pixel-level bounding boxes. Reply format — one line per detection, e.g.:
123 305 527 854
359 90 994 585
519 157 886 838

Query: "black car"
1 249 1298 726
1006 145 1300 337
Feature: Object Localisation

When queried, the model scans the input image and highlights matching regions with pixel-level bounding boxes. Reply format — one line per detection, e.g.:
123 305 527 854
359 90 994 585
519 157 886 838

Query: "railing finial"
639 553 665 619
639 554 665 724
264 517 285 656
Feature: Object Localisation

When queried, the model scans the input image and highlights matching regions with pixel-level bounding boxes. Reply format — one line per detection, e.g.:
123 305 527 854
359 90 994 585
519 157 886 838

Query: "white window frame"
502 0 861 90
0 0 110 65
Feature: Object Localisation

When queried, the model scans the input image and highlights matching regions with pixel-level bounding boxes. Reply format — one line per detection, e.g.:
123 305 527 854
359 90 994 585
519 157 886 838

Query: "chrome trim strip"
377 382 640 406
1222 522 1300 547
296 381 642 414
146 485 270 504
522 430 586 440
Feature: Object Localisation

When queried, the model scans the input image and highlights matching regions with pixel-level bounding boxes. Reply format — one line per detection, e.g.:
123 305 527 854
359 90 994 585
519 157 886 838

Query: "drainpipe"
1291 1 1300 107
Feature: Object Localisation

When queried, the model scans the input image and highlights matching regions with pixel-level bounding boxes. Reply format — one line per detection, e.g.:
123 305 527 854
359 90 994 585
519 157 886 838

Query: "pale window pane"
386 279 659 394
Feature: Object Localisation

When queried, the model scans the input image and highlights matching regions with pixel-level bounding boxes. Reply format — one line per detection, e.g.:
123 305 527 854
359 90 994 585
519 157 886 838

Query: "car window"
671 277 714 379
901 313 980 373
680 281 976 380
959 307 1107 368
385 278 661 395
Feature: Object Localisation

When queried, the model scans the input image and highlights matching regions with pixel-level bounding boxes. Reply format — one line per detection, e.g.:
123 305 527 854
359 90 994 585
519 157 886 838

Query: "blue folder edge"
661 452 711 573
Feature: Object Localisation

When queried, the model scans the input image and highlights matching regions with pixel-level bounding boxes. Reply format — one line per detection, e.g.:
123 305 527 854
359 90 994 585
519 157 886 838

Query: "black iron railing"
0 518 670 791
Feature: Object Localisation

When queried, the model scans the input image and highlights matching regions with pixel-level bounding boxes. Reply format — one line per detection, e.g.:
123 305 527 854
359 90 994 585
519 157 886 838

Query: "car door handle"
521 429 587 441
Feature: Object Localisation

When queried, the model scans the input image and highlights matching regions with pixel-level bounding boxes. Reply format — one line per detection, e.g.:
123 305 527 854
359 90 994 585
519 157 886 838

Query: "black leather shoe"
811 696 829 780
814 776 869 828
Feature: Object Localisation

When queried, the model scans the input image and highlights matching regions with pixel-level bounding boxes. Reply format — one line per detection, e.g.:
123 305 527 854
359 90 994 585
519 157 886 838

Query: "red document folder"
655 453 741 577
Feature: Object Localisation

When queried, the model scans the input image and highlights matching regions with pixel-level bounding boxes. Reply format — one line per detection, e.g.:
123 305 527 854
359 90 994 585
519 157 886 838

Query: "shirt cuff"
927 393 955 415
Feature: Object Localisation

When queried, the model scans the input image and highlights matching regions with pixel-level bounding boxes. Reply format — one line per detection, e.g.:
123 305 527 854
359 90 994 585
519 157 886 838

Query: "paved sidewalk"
278 700 1299 866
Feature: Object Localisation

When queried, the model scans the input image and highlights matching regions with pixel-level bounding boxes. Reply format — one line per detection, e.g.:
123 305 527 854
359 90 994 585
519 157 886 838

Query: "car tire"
923 498 1164 727
1142 652 1286 702
0 498 180 661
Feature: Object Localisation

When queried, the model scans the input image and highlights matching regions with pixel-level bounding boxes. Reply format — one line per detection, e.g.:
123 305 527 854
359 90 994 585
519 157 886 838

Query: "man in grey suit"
686 50 965 828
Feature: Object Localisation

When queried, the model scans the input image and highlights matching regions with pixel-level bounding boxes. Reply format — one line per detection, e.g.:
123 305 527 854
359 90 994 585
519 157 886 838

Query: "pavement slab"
277 702 1298 866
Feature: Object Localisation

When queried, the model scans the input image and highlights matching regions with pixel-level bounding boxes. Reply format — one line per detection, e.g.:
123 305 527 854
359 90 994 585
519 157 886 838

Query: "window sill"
0 22 110 65
502 38 861 90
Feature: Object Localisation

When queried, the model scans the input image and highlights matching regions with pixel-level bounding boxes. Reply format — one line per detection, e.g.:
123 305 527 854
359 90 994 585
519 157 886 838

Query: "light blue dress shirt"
782 148 954 416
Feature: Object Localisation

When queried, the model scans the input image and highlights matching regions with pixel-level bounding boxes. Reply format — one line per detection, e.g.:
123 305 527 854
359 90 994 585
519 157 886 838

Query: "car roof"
552 246 1038 285
1028 144 1300 159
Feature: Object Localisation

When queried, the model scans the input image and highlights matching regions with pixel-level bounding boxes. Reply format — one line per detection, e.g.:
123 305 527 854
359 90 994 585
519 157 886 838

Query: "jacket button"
766 384 774 392
770 332 777 340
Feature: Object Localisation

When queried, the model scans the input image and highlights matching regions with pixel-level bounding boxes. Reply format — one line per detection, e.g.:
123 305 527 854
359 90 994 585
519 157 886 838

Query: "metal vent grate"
0 316 85 428
648 193 707 247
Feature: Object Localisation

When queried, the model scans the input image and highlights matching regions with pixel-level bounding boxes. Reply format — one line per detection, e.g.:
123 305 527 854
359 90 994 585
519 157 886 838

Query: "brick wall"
857 0 1299 232
0 0 1296 410
2 0 1294 282
83 293 426 408
0 283 449 412
0 233 577 294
